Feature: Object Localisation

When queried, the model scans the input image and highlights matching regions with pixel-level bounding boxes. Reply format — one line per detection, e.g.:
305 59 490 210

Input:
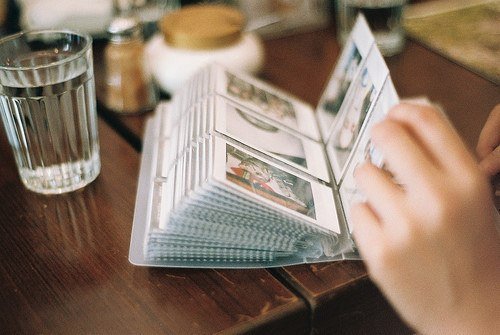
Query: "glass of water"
0 30 100 194
336 0 408 56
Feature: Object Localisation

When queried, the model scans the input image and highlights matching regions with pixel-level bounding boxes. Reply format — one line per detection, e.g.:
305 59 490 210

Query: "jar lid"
107 15 142 43
159 4 245 50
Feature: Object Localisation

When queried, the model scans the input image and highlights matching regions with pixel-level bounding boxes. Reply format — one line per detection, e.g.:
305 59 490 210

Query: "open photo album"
129 15 400 268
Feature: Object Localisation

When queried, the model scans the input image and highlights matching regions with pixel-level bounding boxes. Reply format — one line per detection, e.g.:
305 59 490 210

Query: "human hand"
476 104 500 178
352 103 500 334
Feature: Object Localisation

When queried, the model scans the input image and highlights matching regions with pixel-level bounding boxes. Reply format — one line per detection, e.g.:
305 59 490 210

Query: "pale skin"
477 104 500 179
351 103 500 334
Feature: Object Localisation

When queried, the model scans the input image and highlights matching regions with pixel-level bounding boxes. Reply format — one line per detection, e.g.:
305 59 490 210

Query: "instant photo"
223 143 316 219
326 46 389 184
317 14 374 139
214 65 320 140
214 97 330 182
339 78 399 232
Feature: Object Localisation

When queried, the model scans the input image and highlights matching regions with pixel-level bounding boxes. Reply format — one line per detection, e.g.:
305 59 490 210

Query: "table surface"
1 17 499 335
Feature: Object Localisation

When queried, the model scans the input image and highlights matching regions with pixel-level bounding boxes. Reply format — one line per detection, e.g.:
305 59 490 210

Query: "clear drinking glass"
0 30 100 194
337 0 408 56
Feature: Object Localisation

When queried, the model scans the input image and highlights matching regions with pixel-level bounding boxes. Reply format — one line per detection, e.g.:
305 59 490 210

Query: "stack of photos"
129 15 400 268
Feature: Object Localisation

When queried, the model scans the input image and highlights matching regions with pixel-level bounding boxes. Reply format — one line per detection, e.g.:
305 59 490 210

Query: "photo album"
129 15 400 268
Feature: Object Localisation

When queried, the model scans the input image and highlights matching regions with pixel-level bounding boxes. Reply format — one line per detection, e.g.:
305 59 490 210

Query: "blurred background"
0 1 497 85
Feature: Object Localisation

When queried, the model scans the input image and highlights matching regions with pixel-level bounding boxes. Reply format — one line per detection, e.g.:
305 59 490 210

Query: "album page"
213 65 321 141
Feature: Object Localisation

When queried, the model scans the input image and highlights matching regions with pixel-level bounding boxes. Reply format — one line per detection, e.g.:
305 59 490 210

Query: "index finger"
477 104 500 160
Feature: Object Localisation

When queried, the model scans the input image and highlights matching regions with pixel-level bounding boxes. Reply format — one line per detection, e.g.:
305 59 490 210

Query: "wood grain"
0 120 308 334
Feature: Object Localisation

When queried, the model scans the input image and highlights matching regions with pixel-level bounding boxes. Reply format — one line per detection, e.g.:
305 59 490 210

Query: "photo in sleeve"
321 43 362 118
225 72 298 128
339 78 399 232
316 14 375 139
213 97 331 182
224 143 316 219
215 65 321 140
326 46 389 183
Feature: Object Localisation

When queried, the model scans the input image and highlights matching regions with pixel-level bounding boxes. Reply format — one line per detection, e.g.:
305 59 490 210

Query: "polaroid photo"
192 102 201 143
213 64 320 141
184 105 197 146
339 78 399 232
198 67 206 102
173 109 186 158
163 122 179 176
183 107 201 195
191 139 201 194
198 137 207 191
316 14 375 139
206 135 214 189
212 140 316 220
158 137 172 178
213 96 330 182
211 136 340 233
190 104 200 142
157 157 177 230
187 143 198 198
206 97 215 136
327 46 389 184
179 146 191 203
185 106 195 150
196 67 206 102
172 118 191 208
183 144 193 203
166 116 185 165
195 102 203 140
172 148 186 211
156 102 171 139
203 100 211 140
155 132 167 178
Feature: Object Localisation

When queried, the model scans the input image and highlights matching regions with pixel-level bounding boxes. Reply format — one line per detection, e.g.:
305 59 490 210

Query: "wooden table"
1 18 498 335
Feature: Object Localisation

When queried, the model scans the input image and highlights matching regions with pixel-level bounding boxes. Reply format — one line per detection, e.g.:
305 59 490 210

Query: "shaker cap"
107 15 142 43
159 4 245 50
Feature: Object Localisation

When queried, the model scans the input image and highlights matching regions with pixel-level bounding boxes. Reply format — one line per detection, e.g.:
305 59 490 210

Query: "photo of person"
225 144 316 219
322 44 362 116
326 64 380 183
334 67 376 153
226 73 253 100
224 104 307 168
226 72 297 127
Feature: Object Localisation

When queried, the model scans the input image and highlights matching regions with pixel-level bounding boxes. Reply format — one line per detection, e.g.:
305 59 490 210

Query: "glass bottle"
104 15 158 114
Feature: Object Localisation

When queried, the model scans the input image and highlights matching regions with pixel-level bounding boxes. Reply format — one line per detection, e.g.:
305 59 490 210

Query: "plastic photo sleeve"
214 64 320 140
214 97 330 182
212 137 340 233
316 14 375 139
339 78 399 232
326 46 389 184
